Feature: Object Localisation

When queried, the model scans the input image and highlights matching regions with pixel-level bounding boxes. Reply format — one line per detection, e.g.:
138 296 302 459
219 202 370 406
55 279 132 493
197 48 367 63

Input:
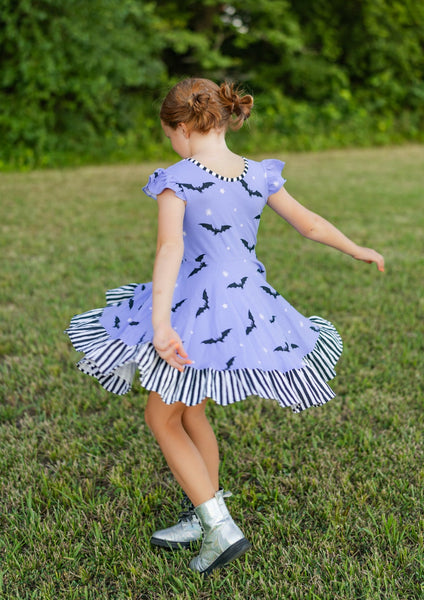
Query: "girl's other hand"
353 246 385 272
153 323 192 372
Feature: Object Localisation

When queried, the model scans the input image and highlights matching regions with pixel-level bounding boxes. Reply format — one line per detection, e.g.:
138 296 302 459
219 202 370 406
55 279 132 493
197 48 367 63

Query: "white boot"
189 492 250 576
150 489 232 550
150 492 202 549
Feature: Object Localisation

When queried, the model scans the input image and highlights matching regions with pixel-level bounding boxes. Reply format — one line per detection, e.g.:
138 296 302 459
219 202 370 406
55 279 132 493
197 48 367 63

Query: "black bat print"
227 277 248 289
269 315 276 323
128 320 139 326
274 342 290 352
225 356 236 369
178 181 215 192
254 214 261 220
291 343 299 349
153 171 159 179
137 333 146 344
261 285 278 298
241 239 255 252
195 290 210 317
128 298 134 309
257 266 265 274
245 310 256 335
240 179 263 198
140 284 146 291
113 316 120 328
171 298 187 313
189 258 207 277
200 223 232 235
310 326 320 332
202 328 232 345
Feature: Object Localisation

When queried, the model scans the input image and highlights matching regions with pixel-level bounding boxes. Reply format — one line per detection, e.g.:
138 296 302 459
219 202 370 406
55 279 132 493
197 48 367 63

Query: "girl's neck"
188 129 229 159
187 129 244 178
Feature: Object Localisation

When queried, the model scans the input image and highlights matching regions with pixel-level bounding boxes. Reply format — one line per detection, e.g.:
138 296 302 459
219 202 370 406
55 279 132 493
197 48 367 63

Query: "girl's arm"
267 186 385 272
152 189 191 371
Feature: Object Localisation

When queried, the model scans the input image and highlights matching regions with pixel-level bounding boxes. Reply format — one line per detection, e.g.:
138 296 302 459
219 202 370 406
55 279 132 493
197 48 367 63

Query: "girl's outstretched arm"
267 186 385 272
152 189 192 372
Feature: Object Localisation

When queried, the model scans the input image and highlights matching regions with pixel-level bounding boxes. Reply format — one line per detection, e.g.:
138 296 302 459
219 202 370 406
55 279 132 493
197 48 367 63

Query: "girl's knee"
182 399 208 425
144 392 185 433
144 403 154 431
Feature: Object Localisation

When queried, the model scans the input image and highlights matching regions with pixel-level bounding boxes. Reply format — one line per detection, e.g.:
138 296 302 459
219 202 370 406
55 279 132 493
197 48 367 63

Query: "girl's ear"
178 122 190 138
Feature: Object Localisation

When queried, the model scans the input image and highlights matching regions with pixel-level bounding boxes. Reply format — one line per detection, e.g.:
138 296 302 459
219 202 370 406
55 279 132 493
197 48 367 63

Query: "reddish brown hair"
160 78 253 133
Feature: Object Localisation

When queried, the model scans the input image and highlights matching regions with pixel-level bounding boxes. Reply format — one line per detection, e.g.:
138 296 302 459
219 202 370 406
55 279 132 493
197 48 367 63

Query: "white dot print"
259 313 265 320
220 188 225 194
222 271 229 277
300 322 304 327
205 208 212 216
226 246 231 251
273 180 279 186
222 304 228 309
233 208 237 212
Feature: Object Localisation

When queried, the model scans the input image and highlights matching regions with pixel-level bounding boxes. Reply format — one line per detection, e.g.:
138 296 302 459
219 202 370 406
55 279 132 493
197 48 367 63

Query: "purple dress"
66 158 342 412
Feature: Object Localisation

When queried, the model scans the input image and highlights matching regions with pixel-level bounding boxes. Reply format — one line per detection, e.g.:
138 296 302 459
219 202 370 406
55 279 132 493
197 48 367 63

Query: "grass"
0 144 423 599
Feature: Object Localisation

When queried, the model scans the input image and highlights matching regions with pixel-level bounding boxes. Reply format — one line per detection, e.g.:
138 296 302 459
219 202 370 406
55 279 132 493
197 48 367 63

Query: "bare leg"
145 391 216 506
182 400 219 491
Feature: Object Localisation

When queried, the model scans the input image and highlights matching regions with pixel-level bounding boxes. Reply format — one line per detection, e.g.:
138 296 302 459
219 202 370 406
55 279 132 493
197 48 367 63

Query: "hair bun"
160 78 254 134
187 92 210 114
218 82 253 129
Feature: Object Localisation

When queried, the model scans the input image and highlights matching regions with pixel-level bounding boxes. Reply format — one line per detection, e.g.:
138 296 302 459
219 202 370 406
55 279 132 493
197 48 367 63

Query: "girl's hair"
160 78 253 133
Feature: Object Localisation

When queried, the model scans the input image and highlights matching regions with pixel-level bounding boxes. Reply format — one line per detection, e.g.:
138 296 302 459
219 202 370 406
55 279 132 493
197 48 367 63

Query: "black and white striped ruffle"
66 305 342 413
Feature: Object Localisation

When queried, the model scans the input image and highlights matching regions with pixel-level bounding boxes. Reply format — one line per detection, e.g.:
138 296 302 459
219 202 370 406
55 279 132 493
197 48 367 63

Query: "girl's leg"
145 391 216 506
181 400 219 491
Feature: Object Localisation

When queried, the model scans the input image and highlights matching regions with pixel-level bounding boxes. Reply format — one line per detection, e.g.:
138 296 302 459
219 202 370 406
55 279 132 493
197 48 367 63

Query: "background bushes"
1 0 423 169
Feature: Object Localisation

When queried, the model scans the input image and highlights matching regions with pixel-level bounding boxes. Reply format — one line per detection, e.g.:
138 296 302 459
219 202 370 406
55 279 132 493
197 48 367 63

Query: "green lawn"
0 145 423 599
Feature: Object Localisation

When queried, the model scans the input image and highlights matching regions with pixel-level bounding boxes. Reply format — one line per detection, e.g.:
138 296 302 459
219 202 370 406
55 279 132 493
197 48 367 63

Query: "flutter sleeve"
262 159 287 196
142 168 187 203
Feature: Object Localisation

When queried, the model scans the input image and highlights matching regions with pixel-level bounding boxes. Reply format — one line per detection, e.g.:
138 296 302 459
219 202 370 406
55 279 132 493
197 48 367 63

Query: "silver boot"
189 492 251 576
150 492 202 549
150 490 232 550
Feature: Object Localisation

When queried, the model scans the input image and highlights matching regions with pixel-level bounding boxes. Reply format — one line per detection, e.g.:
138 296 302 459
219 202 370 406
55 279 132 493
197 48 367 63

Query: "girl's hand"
352 246 385 272
153 323 192 372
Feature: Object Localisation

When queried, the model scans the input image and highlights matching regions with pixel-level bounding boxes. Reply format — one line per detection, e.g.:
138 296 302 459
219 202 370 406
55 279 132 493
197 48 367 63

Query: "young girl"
66 78 384 576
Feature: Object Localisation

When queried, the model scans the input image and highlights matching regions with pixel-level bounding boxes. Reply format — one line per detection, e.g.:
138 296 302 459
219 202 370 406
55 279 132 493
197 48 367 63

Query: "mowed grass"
0 145 423 599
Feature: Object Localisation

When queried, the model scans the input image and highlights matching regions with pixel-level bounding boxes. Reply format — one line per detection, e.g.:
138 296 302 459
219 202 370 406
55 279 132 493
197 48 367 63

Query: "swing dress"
65 158 343 412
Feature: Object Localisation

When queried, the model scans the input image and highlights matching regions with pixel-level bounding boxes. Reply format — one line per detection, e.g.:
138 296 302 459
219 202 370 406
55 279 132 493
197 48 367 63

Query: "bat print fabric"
66 158 342 411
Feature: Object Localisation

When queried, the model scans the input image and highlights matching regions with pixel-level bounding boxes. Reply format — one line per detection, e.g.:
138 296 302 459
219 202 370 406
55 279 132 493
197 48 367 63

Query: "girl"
66 78 384 576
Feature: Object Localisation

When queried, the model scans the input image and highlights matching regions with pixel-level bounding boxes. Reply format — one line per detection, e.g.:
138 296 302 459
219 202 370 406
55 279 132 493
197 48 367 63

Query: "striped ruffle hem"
65 285 343 413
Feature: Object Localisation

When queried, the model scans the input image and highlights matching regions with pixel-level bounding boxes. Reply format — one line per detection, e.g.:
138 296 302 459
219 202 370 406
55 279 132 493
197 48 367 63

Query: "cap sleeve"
262 159 286 196
142 168 187 203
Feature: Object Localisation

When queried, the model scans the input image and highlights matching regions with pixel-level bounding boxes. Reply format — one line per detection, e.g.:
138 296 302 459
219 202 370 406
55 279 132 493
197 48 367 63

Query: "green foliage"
0 0 166 168
1 0 424 169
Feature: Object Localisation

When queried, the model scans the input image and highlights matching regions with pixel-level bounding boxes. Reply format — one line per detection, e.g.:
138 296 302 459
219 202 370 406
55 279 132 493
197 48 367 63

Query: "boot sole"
202 537 251 576
150 536 194 550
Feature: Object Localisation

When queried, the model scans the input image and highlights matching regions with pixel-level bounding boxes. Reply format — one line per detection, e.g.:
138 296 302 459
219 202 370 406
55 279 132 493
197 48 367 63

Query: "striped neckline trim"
186 157 248 182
